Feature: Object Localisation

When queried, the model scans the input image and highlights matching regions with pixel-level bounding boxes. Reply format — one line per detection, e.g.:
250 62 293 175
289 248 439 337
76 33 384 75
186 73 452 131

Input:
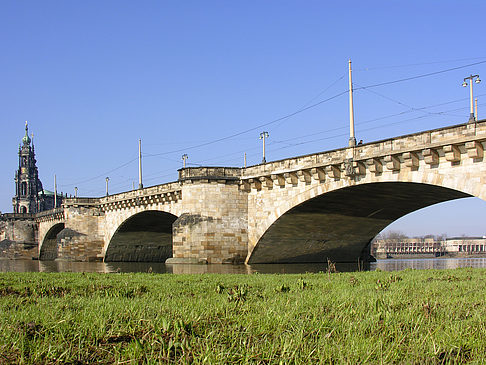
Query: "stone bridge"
24 120 486 263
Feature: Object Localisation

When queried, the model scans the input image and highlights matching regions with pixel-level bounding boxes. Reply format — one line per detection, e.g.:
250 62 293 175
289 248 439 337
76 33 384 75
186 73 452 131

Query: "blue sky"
1 1 486 237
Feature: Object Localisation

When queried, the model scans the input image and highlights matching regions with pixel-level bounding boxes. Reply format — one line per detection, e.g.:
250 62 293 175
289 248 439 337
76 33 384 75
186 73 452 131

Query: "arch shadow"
248 182 472 264
104 210 178 262
39 223 65 261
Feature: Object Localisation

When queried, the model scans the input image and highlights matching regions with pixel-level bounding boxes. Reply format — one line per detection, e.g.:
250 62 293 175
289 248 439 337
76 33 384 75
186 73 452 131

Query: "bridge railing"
99 181 182 205
35 207 64 218
63 197 100 207
242 120 486 177
178 167 242 181
1 212 35 221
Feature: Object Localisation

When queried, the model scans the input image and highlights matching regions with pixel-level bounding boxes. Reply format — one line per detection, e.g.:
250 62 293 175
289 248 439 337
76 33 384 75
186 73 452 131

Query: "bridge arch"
39 223 65 260
104 210 178 262
248 173 478 264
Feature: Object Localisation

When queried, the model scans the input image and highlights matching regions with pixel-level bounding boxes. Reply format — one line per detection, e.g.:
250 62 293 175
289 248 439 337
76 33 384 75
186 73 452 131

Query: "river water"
1 257 486 274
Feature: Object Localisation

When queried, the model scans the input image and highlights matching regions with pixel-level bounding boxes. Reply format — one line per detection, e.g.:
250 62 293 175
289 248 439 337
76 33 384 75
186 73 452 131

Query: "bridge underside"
104 211 177 262
249 182 471 264
39 223 65 261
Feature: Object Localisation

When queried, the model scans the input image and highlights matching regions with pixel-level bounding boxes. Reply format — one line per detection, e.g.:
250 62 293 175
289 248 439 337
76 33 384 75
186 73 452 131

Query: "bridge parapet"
63 197 100 208
1 213 35 221
178 167 241 183
240 121 486 191
354 121 486 160
35 207 64 223
99 182 182 212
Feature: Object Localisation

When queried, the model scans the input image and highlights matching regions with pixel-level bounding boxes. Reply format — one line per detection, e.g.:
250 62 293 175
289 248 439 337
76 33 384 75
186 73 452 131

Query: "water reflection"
373 257 486 271
0 258 485 274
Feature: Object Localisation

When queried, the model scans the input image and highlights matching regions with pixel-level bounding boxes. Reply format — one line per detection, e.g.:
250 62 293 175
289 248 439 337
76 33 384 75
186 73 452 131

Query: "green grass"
1 268 486 364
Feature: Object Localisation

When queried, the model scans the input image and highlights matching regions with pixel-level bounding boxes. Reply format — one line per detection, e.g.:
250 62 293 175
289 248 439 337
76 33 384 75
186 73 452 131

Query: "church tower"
12 121 44 213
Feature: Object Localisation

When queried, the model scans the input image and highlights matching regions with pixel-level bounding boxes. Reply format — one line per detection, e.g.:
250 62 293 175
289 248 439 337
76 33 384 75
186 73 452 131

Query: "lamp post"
54 174 57 208
462 74 481 122
259 131 269 163
74 187 78 198
138 139 143 189
105 177 109 196
348 59 356 146
182 154 188 168
475 98 478 121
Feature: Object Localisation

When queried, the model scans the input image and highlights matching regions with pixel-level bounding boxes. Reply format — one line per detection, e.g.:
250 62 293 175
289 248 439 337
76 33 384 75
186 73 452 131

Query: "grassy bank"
0 269 485 364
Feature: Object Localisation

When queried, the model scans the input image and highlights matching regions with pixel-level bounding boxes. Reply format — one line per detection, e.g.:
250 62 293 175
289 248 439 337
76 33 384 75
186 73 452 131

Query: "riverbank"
1 269 485 363
375 253 486 260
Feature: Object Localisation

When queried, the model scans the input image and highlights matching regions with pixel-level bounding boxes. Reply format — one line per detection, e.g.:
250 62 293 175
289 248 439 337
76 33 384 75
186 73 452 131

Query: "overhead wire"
58 157 138 188
145 59 486 159
354 60 486 90
268 94 485 147
59 59 486 190
272 74 346 130
143 90 349 158
266 103 484 154
355 57 486 71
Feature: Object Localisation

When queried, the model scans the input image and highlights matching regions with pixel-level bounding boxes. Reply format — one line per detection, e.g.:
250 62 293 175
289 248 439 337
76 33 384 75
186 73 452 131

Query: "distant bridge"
4 120 486 264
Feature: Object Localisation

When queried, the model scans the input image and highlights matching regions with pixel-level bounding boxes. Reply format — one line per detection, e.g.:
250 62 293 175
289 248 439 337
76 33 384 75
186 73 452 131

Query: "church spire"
12 121 44 213
22 121 31 146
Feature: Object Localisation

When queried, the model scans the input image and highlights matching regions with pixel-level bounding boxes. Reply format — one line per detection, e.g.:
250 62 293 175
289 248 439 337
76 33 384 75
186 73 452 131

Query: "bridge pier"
56 203 105 261
169 168 248 264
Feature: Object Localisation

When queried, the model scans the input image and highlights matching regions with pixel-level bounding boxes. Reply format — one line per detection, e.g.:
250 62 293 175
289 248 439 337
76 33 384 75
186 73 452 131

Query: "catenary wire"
59 60 486 189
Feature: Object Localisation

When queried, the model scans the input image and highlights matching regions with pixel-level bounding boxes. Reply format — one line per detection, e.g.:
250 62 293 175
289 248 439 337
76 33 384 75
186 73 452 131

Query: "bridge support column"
170 168 248 264
58 204 105 261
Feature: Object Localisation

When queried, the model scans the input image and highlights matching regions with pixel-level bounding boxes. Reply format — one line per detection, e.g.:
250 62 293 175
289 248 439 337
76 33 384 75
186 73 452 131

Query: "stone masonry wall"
172 180 248 264
0 216 38 259
58 206 105 261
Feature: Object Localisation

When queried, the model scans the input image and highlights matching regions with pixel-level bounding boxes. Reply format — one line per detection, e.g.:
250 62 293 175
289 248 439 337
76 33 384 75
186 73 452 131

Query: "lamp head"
462 81 468 87
475 78 481 84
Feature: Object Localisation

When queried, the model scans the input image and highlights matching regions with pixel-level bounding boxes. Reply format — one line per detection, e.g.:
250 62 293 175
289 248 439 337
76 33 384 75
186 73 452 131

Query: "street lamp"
475 98 479 121
348 59 356 147
138 139 143 189
54 174 57 208
182 154 188 168
105 177 109 196
259 131 269 163
74 187 78 198
463 74 481 123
